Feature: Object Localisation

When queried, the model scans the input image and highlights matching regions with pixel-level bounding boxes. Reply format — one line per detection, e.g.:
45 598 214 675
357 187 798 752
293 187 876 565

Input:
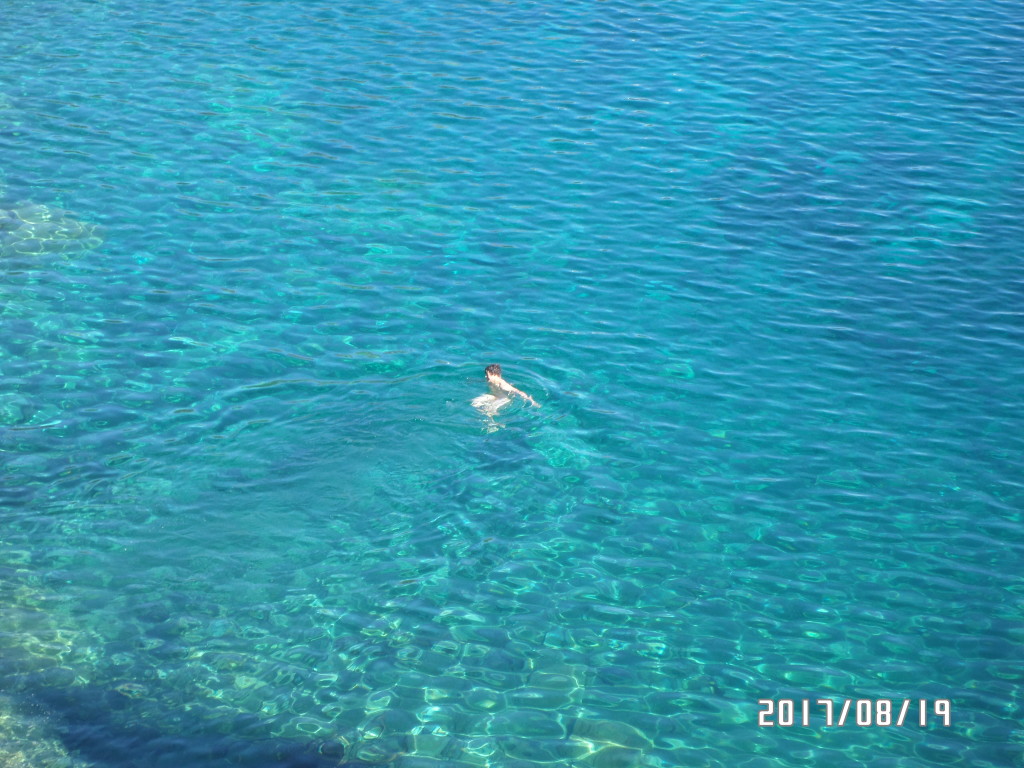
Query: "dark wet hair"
485 364 502 377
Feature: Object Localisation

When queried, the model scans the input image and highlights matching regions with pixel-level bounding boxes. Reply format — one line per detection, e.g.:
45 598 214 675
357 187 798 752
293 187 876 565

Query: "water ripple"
1 0 1023 766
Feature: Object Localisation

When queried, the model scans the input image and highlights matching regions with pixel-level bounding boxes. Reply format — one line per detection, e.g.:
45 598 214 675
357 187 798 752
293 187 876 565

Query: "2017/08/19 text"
758 698 951 727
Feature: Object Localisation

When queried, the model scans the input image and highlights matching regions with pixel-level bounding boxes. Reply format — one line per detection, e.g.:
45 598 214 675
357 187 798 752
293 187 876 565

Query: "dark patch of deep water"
28 686 351 768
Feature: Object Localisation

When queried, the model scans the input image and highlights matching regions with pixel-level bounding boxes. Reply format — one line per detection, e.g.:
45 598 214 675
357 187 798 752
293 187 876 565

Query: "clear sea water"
1 0 1022 766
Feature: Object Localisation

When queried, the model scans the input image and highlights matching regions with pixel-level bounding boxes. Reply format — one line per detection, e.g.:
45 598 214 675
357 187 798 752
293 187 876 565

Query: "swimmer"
471 363 540 414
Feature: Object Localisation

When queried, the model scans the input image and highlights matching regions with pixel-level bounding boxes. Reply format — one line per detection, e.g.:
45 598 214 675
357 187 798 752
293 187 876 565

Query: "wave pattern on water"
1 0 1023 766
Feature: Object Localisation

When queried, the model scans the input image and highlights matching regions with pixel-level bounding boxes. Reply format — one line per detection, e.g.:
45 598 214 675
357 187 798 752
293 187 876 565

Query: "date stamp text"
758 698 951 727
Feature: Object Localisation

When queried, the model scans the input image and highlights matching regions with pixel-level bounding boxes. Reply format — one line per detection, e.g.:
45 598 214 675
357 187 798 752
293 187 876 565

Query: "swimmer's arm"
496 376 540 407
510 385 540 407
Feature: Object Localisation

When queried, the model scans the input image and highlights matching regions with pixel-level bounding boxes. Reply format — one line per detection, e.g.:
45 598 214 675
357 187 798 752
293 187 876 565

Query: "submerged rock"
0 201 102 257
0 694 94 768
569 718 653 750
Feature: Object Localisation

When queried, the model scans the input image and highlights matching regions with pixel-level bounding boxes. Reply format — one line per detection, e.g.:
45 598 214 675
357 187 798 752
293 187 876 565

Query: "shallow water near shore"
1 0 1022 766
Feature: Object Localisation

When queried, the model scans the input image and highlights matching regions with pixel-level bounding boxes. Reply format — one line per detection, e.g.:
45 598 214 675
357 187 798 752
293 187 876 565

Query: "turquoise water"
1 0 1022 765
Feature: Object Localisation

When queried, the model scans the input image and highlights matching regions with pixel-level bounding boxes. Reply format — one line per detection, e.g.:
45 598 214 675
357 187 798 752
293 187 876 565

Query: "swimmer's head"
485 363 502 382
